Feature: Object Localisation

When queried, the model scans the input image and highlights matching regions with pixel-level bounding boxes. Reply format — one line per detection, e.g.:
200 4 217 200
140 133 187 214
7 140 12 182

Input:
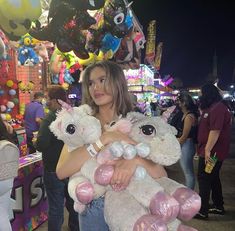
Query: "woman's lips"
94 93 104 98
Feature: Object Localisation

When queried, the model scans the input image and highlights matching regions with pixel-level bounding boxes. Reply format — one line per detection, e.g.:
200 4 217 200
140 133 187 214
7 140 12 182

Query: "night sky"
131 0 235 89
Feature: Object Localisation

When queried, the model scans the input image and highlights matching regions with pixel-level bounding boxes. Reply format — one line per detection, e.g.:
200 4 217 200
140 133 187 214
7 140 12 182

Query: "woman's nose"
93 82 100 90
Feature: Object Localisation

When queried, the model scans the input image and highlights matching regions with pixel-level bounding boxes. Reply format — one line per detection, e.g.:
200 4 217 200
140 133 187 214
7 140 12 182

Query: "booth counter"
11 153 48 231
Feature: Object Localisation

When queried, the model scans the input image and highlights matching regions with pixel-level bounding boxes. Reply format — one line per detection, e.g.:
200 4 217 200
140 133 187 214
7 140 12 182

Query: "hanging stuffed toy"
17 33 40 66
29 0 105 59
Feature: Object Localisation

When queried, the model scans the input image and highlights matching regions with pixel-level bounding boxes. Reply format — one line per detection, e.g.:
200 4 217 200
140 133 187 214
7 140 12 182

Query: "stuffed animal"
17 46 39 66
50 103 200 231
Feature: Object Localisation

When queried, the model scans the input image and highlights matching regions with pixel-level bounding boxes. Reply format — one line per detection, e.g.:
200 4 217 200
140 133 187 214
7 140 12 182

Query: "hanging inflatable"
0 0 42 40
29 0 105 59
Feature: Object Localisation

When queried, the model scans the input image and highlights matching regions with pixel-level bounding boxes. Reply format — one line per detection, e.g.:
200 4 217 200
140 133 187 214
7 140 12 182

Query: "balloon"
0 89 4 96
6 108 12 113
5 113 11 121
0 105 7 112
0 0 41 21
6 80 14 87
9 89 16 96
7 101 15 109
12 98 19 105
1 113 6 120
15 114 23 120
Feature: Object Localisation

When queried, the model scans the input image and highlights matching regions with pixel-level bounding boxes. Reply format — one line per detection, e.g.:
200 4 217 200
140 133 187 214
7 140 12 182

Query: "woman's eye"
140 125 156 136
100 78 106 84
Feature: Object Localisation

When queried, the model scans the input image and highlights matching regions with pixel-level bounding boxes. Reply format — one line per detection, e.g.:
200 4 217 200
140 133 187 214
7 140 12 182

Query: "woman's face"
88 67 113 107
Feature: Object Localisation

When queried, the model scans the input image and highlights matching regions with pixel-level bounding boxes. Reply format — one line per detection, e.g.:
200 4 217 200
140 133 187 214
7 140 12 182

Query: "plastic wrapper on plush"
133 214 167 231
94 164 114 186
134 166 147 179
75 181 94 204
149 191 180 223
104 190 148 231
135 142 150 158
167 219 181 231
156 177 201 221
172 188 201 221
178 224 198 231
97 148 115 164
122 142 137 159
109 141 124 158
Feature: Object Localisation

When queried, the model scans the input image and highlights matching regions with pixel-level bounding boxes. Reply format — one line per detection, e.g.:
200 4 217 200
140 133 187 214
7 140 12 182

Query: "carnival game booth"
0 29 48 229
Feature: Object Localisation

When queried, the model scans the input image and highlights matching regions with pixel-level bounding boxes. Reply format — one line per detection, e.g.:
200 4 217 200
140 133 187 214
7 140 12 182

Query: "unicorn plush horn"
57 99 73 111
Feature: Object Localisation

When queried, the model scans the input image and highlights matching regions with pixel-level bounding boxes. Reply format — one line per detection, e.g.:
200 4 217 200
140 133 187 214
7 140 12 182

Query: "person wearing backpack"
0 117 19 231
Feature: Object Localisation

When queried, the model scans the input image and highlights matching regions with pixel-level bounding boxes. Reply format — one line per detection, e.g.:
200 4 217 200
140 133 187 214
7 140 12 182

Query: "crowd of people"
0 60 233 230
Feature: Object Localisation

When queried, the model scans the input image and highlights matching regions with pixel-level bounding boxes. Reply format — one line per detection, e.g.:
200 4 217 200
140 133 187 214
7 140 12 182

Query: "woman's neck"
96 106 118 128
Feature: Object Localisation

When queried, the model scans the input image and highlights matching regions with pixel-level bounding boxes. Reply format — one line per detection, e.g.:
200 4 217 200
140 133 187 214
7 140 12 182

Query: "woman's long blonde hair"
81 60 133 116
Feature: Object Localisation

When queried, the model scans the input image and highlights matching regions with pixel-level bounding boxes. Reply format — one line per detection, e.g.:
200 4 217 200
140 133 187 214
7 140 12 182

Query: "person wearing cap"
24 92 45 154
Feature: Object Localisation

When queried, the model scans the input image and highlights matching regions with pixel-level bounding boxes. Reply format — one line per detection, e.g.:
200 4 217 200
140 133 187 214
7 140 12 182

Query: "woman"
176 92 199 189
0 117 19 231
56 60 167 231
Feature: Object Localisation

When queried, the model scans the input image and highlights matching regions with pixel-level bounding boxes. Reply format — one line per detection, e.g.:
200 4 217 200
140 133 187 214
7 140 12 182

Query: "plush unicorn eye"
66 124 76 134
140 125 156 136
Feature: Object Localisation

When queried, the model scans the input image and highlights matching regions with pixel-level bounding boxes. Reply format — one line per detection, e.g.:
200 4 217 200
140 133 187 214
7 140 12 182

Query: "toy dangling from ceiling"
29 0 105 59
0 0 42 41
86 0 132 55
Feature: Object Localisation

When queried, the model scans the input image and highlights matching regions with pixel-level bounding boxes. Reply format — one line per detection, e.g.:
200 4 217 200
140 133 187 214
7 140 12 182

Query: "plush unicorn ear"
78 104 93 115
126 111 145 123
58 99 72 111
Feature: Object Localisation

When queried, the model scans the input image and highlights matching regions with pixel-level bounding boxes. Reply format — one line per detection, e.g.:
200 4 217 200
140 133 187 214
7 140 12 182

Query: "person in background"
56 61 167 231
176 92 199 189
194 83 232 220
129 92 142 113
35 87 79 231
150 100 157 116
24 92 45 154
0 117 19 231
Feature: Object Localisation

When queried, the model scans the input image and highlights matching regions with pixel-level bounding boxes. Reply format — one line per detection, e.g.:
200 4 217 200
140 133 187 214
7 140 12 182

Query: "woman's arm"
56 144 91 179
178 114 194 144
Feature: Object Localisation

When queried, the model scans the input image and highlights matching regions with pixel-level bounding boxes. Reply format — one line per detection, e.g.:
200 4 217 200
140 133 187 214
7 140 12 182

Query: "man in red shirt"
195 83 232 220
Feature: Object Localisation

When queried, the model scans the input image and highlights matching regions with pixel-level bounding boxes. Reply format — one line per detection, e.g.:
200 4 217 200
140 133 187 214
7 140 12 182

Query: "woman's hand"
110 158 138 190
100 130 136 146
